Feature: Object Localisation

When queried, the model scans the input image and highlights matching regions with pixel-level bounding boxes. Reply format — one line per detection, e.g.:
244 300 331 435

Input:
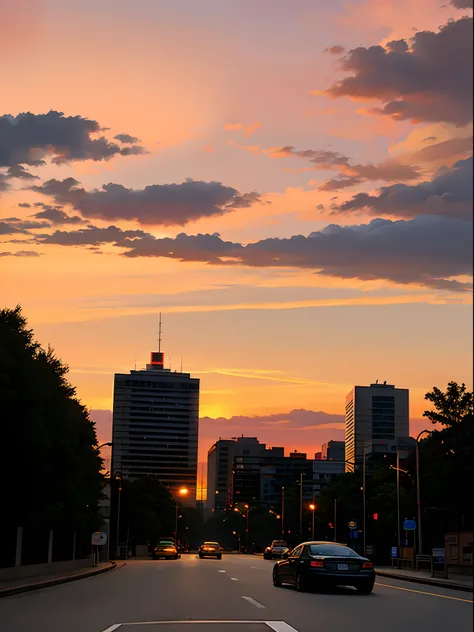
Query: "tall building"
207 437 268 511
111 347 199 504
321 440 345 461
345 382 409 472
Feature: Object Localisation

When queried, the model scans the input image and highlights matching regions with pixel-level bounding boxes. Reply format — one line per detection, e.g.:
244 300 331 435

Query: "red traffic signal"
373 513 378 521
328 522 334 529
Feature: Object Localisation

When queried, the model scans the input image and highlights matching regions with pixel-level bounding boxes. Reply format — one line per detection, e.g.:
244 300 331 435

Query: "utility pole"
362 444 366 556
281 487 285 537
415 430 430 555
299 473 303 543
396 452 401 554
334 498 337 542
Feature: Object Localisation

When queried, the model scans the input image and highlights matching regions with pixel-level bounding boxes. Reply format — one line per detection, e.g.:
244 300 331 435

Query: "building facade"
345 382 409 472
111 350 199 503
321 440 345 462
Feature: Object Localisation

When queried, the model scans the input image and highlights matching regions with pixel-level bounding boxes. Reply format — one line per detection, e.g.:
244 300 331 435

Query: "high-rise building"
207 437 268 511
321 440 345 462
345 382 409 472
111 347 199 504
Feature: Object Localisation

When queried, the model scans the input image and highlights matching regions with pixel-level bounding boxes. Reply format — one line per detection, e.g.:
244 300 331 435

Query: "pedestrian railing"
415 554 432 572
391 557 415 569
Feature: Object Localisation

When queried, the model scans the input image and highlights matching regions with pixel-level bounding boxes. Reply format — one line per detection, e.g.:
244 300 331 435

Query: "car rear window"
158 540 175 545
309 544 358 557
272 541 287 546
204 542 219 546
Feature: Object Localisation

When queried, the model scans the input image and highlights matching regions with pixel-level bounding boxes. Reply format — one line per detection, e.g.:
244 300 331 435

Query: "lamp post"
415 430 431 555
114 471 122 559
334 498 337 542
390 462 415 554
309 504 316 540
299 473 304 543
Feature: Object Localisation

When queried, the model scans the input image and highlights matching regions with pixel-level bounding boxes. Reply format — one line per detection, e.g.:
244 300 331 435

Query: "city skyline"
1 0 472 493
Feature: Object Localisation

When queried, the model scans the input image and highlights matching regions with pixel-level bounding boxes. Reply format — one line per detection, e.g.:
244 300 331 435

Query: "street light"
98 442 113 450
114 471 122 559
309 504 316 540
416 430 431 555
281 487 285 538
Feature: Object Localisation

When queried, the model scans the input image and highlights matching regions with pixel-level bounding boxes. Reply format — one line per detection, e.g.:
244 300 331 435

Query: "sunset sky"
1 0 472 490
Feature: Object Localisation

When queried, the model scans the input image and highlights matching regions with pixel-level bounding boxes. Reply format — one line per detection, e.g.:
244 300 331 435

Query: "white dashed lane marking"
241 595 266 608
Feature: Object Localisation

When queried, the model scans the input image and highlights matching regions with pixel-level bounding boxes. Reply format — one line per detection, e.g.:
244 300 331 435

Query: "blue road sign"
403 519 416 531
391 546 398 558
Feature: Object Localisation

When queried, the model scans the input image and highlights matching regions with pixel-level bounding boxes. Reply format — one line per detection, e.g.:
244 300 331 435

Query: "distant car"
199 542 223 559
264 540 289 560
272 541 375 594
152 539 180 560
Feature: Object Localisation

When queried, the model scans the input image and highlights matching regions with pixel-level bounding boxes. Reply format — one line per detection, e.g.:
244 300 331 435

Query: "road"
0 555 472 632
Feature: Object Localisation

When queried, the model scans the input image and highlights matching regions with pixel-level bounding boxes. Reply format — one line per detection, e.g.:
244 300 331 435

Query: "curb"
0 562 120 599
376 570 473 593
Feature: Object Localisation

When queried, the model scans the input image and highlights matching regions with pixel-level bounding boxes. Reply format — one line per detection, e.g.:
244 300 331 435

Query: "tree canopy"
0 305 104 531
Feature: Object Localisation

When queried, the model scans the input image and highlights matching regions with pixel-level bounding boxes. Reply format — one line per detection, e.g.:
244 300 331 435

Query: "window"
290 546 303 558
309 544 358 557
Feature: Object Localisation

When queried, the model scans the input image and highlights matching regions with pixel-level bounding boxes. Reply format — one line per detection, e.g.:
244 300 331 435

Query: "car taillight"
311 561 324 567
362 561 373 569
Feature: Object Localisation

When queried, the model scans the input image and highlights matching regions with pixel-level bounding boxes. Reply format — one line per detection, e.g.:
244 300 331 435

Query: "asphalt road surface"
0 555 472 632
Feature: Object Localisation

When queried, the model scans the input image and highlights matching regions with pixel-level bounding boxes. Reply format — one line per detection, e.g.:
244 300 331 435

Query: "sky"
1 0 473 494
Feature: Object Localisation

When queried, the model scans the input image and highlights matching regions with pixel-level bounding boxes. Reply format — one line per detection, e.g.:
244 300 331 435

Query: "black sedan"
272 541 375 594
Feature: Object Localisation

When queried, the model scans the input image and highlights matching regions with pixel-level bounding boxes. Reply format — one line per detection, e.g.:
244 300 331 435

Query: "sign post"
432 547 447 578
91 532 108 566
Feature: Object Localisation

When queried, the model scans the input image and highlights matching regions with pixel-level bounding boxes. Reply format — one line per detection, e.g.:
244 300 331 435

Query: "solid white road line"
265 622 300 632
230 577 238 580
101 625 122 632
218 569 226 573
241 595 266 608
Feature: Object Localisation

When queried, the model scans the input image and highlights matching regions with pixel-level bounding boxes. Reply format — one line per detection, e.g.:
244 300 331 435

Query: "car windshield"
272 541 287 547
309 544 359 557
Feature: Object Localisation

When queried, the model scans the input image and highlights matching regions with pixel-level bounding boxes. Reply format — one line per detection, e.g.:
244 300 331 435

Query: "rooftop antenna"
375 379 379 384
134 357 137 371
158 313 162 353
180 356 183 373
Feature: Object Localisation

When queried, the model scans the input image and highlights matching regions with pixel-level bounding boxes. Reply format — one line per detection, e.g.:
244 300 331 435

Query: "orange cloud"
224 122 261 138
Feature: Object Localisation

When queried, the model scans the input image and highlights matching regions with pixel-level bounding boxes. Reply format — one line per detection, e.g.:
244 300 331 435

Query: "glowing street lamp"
309 503 316 540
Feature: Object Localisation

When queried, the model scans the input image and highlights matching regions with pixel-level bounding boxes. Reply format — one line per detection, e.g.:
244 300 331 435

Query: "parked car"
264 540 289 560
272 541 375 593
152 539 180 560
199 542 223 559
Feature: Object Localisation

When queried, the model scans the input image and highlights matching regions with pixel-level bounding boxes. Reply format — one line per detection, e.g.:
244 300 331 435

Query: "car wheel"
356 582 374 594
273 568 282 587
199 554 203 559
295 572 307 592
217 555 222 560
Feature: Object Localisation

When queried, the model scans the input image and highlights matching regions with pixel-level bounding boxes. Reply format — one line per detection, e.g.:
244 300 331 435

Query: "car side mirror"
282 551 289 559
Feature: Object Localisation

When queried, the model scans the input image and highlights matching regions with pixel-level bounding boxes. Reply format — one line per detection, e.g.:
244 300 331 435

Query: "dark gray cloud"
327 17 473 125
0 250 40 257
4 217 51 230
114 133 141 144
6 165 39 180
0 221 28 235
33 177 265 226
31 203 86 225
450 0 472 8
324 45 345 55
36 225 153 247
339 156 473 219
0 110 146 168
113 216 472 292
273 145 422 190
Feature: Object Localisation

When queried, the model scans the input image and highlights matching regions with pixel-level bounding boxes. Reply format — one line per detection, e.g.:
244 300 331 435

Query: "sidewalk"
376 566 473 592
0 562 118 598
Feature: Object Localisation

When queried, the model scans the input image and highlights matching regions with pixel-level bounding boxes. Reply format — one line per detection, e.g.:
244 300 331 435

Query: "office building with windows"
321 440 345 462
345 382 409 472
111 349 199 504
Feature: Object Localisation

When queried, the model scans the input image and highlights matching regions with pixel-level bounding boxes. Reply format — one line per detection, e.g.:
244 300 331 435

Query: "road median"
0 562 120 599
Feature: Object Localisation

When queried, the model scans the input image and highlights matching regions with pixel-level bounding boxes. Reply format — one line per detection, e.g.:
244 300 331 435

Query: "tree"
423 382 473 427
0 306 104 533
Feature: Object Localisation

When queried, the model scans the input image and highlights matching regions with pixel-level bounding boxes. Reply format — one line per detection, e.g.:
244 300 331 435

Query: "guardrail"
415 554 432 572
391 557 415 569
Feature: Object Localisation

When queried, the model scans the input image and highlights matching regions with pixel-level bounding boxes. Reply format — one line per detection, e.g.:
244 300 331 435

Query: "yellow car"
152 539 180 560
199 542 223 559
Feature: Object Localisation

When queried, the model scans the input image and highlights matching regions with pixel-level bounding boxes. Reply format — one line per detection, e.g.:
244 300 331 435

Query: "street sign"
391 546 398 558
348 520 357 530
91 532 107 546
432 548 445 563
403 519 416 531
365 545 373 555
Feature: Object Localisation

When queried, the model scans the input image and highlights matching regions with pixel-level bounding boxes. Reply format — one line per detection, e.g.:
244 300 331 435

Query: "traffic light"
328 522 334 529
373 513 378 521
